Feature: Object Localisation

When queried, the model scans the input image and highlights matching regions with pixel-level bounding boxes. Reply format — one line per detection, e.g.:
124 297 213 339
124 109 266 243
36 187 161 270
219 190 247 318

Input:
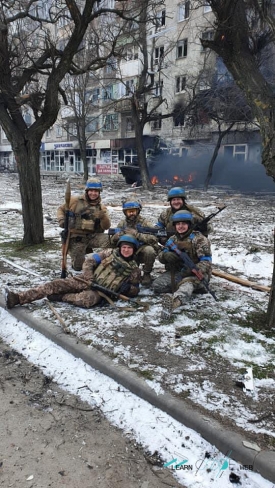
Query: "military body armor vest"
93 250 138 291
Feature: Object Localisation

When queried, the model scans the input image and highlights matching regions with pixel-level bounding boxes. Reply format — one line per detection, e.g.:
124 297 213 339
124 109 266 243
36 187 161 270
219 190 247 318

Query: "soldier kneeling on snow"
152 211 212 320
5 235 141 309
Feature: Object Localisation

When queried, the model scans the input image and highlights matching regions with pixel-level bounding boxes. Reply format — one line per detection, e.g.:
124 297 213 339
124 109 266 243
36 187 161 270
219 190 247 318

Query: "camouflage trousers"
69 233 112 271
17 271 101 308
136 245 157 273
152 270 209 294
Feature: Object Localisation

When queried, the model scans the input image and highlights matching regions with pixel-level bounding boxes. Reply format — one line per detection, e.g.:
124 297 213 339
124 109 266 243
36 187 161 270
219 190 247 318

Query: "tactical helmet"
117 234 139 250
171 211 193 225
122 200 142 214
85 177 102 191
167 187 186 201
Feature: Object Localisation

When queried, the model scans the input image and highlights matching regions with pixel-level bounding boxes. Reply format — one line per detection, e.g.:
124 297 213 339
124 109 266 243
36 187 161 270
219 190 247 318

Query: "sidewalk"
1 295 274 484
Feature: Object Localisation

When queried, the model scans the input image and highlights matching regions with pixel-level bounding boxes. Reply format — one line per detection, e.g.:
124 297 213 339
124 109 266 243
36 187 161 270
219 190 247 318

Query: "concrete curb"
1 297 274 483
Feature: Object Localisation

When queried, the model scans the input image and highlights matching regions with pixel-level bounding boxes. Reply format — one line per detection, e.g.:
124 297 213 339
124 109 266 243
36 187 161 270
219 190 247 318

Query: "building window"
176 76 186 93
154 46 164 66
89 88 100 105
86 117 99 132
177 39 188 58
126 117 135 132
224 145 247 162
178 1 190 21
156 9 166 28
204 2 212 13
122 45 139 62
201 30 214 51
103 113 118 131
151 113 162 130
155 79 163 96
106 56 117 73
102 85 113 100
125 79 135 96
56 125 63 137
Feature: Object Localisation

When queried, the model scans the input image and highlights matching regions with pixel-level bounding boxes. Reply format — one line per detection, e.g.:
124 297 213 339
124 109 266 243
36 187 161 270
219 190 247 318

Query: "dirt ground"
0 339 183 488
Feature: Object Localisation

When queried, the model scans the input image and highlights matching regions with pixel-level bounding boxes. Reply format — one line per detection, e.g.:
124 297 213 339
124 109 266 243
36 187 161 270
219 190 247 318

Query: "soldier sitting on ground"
5 236 141 309
57 177 111 271
152 211 212 320
155 186 210 237
111 200 159 287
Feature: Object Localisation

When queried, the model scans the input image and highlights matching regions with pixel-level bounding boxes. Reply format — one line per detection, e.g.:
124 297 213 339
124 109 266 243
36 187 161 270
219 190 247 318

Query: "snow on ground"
0 308 273 488
0 173 275 486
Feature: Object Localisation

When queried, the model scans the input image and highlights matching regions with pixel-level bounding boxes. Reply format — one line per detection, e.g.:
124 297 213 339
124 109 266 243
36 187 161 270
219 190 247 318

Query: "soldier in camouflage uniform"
5 236 141 309
57 177 111 271
111 200 159 287
152 211 212 320
155 187 210 237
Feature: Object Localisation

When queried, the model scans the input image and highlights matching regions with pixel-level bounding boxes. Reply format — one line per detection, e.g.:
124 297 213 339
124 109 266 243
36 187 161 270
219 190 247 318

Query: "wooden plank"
212 268 270 293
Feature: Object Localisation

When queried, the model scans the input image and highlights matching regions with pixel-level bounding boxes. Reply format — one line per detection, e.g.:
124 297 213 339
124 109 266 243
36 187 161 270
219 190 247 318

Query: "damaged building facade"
0 1 264 177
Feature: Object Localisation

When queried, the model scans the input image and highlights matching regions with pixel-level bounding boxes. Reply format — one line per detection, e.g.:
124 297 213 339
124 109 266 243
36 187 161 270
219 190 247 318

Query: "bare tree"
0 0 131 244
198 0 275 326
186 83 254 189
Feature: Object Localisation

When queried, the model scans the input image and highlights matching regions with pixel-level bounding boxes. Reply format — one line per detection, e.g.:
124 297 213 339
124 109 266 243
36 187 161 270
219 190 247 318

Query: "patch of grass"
0 238 60 259
239 362 274 380
138 369 154 381
82 339 93 346
240 333 255 343
236 310 273 337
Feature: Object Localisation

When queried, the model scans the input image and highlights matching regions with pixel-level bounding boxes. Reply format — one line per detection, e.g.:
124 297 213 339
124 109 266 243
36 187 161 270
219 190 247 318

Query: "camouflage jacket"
111 215 159 249
156 203 209 235
57 193 110 234
158 231 212 279
83 249 141 297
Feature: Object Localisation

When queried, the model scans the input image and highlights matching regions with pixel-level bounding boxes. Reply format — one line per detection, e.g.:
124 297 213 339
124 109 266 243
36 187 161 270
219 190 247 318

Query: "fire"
151 175 159 185
151 172 197 185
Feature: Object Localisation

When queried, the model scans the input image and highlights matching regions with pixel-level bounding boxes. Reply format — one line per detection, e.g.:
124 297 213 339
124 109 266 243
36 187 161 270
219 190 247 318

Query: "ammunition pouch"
81 219 95 231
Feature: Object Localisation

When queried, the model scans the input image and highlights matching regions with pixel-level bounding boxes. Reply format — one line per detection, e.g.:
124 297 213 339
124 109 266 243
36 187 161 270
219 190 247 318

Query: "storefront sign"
96 163 118 175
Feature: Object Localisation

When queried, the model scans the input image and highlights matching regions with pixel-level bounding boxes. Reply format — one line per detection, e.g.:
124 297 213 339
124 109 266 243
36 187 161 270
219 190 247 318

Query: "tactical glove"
119 282 131 294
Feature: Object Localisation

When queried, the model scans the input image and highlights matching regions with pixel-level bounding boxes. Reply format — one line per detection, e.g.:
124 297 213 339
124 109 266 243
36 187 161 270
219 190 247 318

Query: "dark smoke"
147 153 275 192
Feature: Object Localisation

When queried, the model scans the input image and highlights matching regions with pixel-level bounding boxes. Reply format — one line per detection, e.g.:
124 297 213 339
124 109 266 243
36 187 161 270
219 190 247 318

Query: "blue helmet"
171 211 193 225
122 200 142 214
167 187 186 201
117 234 139 249
85 177 102 191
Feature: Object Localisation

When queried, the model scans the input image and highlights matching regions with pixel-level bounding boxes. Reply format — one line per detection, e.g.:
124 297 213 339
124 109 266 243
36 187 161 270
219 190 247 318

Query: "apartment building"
0 1 262 174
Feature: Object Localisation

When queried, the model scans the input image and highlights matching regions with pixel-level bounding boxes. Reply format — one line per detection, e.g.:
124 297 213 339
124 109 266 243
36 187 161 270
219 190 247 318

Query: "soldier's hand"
59 219 65 228
97 210 106 219
125 228 138 237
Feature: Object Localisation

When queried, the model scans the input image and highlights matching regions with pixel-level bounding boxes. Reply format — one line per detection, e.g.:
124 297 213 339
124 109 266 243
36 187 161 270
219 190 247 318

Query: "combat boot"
141 272 152 287
160 294 174 320
5 288 20 309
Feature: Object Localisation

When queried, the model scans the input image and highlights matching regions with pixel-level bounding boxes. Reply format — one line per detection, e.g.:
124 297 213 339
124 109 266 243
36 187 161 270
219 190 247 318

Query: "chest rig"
93 250 138 291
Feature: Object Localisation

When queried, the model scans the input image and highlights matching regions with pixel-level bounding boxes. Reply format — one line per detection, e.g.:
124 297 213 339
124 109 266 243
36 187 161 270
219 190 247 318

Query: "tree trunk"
15 140 44 245
267 229 275 327
132 106 153 190
204 124 234 190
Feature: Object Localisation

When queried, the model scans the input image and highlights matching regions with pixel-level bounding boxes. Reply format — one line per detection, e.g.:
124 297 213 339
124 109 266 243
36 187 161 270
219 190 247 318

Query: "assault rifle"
166 241 218 301
107 227 174 237
72 276 149 311
60 179 71 279
134 204 226 238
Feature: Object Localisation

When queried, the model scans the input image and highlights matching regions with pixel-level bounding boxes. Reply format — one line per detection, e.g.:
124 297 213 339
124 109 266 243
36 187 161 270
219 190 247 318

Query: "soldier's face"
125 208 138 220
87 189 100 200
175 221 189 234
170 197 184 210
120 244 134 258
